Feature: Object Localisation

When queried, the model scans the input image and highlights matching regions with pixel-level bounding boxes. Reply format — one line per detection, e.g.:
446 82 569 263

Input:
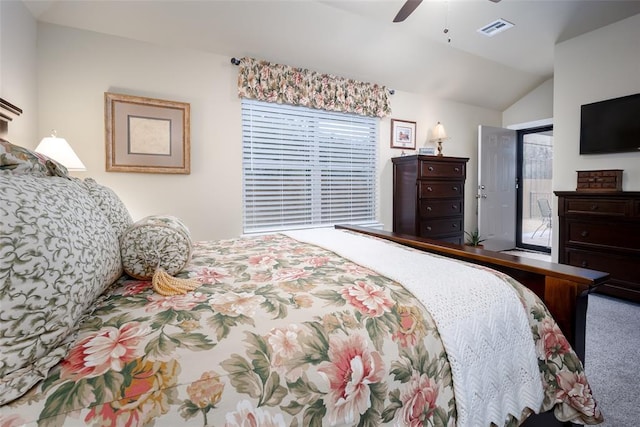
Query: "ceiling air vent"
477 18 514 37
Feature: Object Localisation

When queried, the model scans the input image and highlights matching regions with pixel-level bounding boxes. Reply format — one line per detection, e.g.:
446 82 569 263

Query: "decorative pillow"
83 178 133 242
0 139 69 178
0 172 122 405
120 215 193 280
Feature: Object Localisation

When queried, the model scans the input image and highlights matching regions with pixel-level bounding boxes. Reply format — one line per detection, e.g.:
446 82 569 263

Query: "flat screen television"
579 93 640 154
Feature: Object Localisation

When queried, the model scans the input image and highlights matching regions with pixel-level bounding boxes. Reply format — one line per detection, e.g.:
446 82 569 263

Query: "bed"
0 100 606 426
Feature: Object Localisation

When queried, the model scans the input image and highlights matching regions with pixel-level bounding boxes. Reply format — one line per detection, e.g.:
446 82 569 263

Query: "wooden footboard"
336 225 609 362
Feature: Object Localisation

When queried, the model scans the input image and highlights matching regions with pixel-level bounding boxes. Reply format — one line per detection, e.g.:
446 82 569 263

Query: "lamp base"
437 140 443 157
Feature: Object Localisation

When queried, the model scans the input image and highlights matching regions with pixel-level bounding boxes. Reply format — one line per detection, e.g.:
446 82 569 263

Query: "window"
242 99 378 234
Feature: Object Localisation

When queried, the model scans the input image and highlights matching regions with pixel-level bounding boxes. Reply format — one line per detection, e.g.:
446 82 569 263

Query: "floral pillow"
83 178 133 242
0 139 69 177
120 215 193 280
0 172 122 405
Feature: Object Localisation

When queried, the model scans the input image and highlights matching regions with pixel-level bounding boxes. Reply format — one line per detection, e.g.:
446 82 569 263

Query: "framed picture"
418 147 436 155
390 119 416 150
105 92 191 174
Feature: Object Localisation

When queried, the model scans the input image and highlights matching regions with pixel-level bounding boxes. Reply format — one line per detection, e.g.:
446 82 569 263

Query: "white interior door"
478 125 517 252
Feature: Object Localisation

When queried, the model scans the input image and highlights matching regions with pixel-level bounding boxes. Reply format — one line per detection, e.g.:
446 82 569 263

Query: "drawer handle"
426 226 432 231
590 204 599 211
428 166 434 171
452 205 457 210
581 230 589 237
454 167 460 172
453 186 459 191
581 261 588 268
452 223 457 228
427 186 433 192
426 206 432 212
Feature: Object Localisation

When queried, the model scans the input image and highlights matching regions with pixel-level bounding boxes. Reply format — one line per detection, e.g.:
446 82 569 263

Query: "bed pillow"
83 178 133 242
0 172 122 405
120 215 193 280
0 139 69 178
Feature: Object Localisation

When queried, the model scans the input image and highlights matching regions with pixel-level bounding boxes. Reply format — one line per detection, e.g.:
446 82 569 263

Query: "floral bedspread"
0 233 602 426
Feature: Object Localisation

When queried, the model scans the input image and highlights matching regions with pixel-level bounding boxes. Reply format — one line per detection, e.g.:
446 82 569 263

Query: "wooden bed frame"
338 225 609 427
0 98 23 139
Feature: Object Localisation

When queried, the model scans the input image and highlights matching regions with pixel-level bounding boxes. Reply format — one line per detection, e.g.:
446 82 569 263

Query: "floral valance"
237 57 392 118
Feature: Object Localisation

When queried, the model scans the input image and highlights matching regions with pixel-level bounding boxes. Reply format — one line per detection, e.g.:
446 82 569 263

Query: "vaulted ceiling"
23 0 640 111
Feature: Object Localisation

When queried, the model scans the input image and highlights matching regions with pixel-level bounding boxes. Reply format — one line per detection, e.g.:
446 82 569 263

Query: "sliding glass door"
516 126 553 252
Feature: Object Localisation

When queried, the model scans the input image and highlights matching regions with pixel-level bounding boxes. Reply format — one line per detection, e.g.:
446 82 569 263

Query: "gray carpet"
585 294 640 426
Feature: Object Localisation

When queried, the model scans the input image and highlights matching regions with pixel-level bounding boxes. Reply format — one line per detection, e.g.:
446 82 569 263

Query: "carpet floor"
585 294 640 426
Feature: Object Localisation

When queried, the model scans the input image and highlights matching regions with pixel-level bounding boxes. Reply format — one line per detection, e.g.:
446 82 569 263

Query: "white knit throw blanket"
286 229 543 426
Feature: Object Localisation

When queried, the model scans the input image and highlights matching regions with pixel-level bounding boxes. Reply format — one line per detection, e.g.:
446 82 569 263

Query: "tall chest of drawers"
393 155 469 244
555 191 640 302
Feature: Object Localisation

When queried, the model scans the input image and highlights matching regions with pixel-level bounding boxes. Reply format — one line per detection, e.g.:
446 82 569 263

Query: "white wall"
380 92 501 234
0 0 38 145
502 78 553 128
552 13 640 259
37 23 501 241
554 14 640 192
37 23 242 241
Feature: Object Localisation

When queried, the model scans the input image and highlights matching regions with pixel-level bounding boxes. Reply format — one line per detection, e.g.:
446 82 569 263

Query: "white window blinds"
242 99 378 234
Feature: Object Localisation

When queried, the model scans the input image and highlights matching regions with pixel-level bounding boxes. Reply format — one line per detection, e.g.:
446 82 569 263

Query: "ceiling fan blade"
393 0 423 23
488 0 502 2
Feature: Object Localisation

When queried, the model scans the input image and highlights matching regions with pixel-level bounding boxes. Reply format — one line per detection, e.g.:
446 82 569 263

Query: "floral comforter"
0 232 602 426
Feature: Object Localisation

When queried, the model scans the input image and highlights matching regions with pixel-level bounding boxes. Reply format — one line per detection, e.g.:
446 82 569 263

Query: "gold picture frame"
390 119 416 150
105 92 191 174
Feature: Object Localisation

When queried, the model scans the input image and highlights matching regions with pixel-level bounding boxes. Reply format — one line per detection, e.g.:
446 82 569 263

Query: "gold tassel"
152 267 201 296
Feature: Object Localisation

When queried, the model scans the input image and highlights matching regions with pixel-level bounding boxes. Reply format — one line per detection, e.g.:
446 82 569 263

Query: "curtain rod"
230 57 395 95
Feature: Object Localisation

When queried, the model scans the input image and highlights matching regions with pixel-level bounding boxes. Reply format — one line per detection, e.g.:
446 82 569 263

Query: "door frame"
516 124 553 253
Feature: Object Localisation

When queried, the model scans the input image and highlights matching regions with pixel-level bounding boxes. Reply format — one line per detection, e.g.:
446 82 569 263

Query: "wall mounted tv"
579 93 640 154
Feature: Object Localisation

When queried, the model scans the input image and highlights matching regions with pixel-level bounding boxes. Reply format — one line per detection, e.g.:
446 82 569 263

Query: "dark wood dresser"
555 191 640 302
393 155 469 244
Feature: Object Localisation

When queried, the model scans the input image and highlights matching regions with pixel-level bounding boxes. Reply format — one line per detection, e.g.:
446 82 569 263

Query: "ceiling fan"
393 0 502 23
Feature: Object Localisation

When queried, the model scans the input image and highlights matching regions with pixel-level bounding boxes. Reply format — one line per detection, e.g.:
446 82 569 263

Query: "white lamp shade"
432 122 448 141
35 136 86 171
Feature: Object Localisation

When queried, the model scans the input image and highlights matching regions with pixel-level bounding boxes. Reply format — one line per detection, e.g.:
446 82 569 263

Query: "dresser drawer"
567 220 640 250
564 248 639 284
418 181 463 198
419 160 465 178
420 218 463 236
419 199 463 217
564 198 628 216
438 234 463 245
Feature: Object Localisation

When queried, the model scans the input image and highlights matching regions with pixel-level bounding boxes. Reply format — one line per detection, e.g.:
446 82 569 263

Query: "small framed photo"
105 92 191 174
390 119 416 150
418 147 436 155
